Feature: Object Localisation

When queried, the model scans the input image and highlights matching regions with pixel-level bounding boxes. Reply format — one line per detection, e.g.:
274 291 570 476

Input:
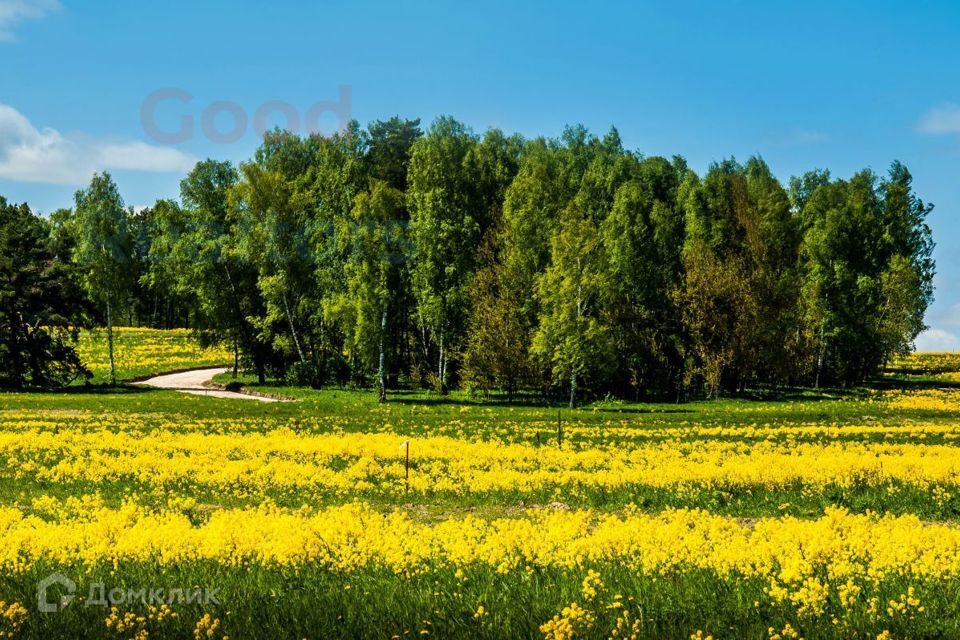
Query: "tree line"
0 117 935 403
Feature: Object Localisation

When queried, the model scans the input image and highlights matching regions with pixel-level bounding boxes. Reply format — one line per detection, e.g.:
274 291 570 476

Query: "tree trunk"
438 333 446 394
378 306 388 403
9 312 24 387
233 337 239 379
569 372 576 409
106 297 116 386
420 318 430 364
282 292 306 365
815 321 826 389
220 262 260 375
255 356 266 385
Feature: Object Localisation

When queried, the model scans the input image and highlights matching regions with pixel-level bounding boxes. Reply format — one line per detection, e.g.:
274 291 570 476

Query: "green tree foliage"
677 159 807 393
71 172 134 385
461 219 532 399
361 118 421 389
148 159 275 382
232 127 369 386
7 119 935 398
532 208 613 408
495 139 570 370
308 124 369 384
0 198 89 387
499 138 569 323
367 117 422 191
234 131 320 366
796 163 934 384
325 181 406 401
407 117 483 391
600 156 686 396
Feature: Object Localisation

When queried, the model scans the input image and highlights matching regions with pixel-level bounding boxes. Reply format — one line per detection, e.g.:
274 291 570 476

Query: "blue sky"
1 0 959 349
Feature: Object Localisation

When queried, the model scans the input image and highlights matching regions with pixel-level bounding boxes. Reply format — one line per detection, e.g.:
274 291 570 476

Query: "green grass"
3 383 960 520
5 562 958 639
4 331 960 638
3 378 948 445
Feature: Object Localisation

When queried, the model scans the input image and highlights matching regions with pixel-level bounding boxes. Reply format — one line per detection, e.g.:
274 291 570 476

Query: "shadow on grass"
720 388 865 403
0 383 156 396
382 391 695 413
68 383 156 395
867 376 960 391
124 365 959 410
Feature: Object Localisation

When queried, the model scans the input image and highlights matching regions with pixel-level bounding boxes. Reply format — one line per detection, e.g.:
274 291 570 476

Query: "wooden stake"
557 409 562 448
402 440 410 493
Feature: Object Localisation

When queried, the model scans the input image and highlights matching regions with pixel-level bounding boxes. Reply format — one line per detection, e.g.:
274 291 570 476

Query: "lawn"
0 334 959 638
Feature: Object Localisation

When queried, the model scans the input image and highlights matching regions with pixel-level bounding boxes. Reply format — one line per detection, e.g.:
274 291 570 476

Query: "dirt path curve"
136 367 285 402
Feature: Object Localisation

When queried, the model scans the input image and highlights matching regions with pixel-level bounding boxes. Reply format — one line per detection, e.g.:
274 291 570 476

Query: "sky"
1 0 959 349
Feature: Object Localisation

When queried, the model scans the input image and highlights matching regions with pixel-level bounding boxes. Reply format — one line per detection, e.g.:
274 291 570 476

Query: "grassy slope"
75 327 231 383
2 340 960 638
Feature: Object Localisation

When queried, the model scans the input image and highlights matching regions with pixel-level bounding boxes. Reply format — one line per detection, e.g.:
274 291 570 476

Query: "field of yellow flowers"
1 338 960 638
76 327 232 383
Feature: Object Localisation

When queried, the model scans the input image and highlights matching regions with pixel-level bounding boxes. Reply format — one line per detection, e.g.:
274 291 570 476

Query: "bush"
286 361 326 389
285 353 352 389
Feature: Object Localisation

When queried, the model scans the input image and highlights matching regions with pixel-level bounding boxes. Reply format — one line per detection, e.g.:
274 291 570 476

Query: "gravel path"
136 367 285 402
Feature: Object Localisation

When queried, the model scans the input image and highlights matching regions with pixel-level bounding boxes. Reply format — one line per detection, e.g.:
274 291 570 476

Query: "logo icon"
37 573 76 613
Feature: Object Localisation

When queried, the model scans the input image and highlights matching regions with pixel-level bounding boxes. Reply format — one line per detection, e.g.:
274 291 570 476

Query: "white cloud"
0 103 196 185
0 0 59 41
916 103 960 135
914 328 960 352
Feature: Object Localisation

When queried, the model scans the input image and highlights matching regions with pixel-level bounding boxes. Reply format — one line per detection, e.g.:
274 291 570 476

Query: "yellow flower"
0 601 28 639
581 570 603 601
768 623 800 640
193 613 223 640
540 602 594 640
608 609 641 640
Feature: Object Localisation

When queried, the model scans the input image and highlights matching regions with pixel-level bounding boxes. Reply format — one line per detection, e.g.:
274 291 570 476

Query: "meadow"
75 327 232 383
1 331 960 638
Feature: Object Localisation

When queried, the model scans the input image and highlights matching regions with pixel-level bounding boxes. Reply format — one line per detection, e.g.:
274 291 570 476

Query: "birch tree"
326 181 406 402
72 172 134 386
531 208 612 408
407 117 480 391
